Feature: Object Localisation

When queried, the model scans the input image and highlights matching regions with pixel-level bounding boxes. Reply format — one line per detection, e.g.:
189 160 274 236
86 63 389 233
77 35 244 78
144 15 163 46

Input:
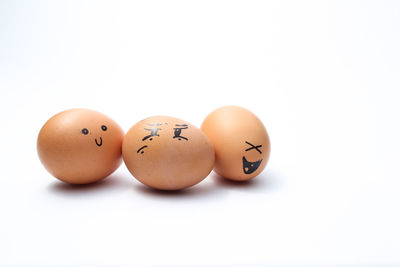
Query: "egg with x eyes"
201 106 271 181
37 108 124 184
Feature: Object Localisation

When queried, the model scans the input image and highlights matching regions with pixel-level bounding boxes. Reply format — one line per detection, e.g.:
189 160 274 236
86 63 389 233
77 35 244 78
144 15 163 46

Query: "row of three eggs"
37 106 271 190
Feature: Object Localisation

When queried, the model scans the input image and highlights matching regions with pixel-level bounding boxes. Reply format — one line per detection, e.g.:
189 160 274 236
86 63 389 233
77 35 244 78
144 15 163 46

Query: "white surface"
1 0 400 266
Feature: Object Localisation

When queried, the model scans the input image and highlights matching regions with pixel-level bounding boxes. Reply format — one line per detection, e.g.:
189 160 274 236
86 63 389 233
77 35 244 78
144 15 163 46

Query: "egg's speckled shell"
201 106 270 181
37 109 124 184
122 116 215 190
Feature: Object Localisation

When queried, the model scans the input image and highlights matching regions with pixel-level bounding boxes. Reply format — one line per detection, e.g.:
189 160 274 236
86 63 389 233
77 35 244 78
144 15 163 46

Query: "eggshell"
201 106 270 181
122 116 215 190
37 109 124 184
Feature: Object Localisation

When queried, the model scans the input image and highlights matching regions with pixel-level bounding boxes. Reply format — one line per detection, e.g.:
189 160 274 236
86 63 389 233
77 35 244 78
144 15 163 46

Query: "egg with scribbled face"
122 116 215 190
37 109 124 184
201 106 271 181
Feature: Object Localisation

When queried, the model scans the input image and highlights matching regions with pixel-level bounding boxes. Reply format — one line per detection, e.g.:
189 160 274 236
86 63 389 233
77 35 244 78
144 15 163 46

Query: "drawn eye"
245 141 262 154
101 125 107 131
81 128 89 135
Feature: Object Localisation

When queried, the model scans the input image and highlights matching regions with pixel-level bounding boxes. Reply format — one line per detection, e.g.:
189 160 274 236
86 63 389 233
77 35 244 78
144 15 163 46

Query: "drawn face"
136 122 190 154
37 108 124 184
200 106 271 181
80 124 108 147
242 141 263 174
122 116 215 190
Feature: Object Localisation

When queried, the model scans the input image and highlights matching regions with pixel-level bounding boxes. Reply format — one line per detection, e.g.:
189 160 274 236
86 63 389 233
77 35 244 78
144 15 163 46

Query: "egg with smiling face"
201 106 271 181
37 109 124 184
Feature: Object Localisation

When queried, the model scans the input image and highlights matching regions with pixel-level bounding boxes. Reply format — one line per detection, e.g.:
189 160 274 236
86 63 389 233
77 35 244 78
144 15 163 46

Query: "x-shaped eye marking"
245 141 262 154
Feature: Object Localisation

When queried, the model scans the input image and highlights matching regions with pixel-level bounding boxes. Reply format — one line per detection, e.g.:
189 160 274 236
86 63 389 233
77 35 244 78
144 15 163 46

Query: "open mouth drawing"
95 137 103 147
242 156 262 174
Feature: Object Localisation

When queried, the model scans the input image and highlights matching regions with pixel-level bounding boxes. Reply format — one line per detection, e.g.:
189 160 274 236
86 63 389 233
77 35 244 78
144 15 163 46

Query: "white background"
1 0 399 266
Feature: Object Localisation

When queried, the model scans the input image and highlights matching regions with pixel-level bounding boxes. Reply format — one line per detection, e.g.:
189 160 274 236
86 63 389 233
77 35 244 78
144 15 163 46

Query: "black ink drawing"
173 124 189 141
81 127 103 147
95 137 103 147
142 123 162 141
138 123 163 154
242 141 263 174
245 141 262 154
242 156 262 174
137 145 148 154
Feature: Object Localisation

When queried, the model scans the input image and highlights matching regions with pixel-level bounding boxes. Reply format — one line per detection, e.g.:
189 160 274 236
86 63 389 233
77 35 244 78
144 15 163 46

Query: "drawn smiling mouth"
242 156 262 174
95 137 103 147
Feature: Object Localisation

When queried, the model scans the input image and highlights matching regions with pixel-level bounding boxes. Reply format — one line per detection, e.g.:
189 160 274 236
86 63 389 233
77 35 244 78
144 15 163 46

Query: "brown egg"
122 116 215 190
201 106 271 181
37 109 124 184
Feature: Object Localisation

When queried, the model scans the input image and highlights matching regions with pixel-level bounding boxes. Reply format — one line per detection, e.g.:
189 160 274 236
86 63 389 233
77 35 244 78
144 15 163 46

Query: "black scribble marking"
142 127 162 141
245 141 262 154
173 124 189 141
137 145 148 154
242 156 262 174
95 137 103 147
